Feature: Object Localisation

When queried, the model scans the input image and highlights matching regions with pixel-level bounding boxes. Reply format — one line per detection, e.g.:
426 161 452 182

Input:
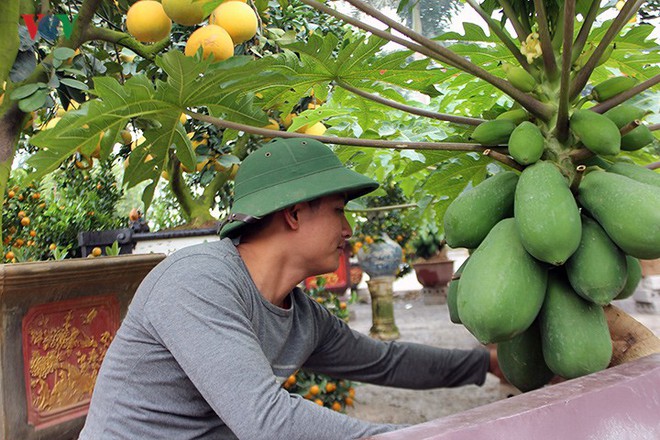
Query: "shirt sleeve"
303 300 490 389
143 256 404 440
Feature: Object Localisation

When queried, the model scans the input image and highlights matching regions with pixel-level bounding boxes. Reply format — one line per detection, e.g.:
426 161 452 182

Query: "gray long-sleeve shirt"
80 238 489 439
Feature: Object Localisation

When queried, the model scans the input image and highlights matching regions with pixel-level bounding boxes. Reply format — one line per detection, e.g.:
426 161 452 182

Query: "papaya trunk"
604 304 660 367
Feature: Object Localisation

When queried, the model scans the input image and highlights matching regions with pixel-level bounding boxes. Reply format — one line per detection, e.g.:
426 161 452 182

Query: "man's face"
297 194 352 276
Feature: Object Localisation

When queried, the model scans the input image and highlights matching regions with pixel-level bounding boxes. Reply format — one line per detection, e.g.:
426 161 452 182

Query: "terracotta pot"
412 259 454 288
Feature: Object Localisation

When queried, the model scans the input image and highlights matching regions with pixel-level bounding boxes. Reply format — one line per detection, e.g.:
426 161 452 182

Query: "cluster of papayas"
443 153 659 390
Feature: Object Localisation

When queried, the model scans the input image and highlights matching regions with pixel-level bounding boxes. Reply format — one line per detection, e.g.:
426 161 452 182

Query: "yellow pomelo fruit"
263 118 280 131
303 122 327 136
281 113 296 128
184 25 234 61
209 2 258 44
126 1 172 43
43 117 61 130
162 0 211 26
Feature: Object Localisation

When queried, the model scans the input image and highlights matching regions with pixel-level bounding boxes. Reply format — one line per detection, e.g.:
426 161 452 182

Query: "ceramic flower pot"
356 235 403 278
357 235 402 340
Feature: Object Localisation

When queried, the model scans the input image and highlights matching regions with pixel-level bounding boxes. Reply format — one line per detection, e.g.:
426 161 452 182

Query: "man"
80 138 498 440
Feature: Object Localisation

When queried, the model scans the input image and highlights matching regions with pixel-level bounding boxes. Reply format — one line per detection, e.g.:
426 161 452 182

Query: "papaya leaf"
423 153 492 229
141 179 159 215
287 107 349 132
28 74 178 183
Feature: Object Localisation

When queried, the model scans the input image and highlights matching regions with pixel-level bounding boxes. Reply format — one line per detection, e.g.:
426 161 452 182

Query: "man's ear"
283 203 303 230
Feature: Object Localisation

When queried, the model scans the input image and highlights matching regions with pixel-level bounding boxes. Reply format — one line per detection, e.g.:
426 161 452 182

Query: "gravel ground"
343 292 660 426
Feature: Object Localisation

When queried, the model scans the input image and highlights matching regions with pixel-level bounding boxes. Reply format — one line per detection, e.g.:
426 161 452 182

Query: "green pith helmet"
219 138 378 239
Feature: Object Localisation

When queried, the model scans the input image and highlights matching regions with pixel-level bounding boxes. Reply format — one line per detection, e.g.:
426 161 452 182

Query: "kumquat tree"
1 0 660 390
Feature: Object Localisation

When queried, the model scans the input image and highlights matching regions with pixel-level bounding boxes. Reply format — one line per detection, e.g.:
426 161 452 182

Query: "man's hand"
486 344 508 384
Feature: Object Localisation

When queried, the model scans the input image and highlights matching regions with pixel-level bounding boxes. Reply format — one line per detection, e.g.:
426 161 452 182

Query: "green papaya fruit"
502 63 537 93
578 171 660 259
496 108 530 125
508 121 544 165
514 161 582 265
497 320 555 392
570 109 621 156
457 218 547 344
615 255 642 300
608 162 660 188
447 258 468 324
470 119 517 146
540 272 612 379
591 76 639 102
444 171 519 249
621 125 654 151
603 104 647 129
565 216 627 305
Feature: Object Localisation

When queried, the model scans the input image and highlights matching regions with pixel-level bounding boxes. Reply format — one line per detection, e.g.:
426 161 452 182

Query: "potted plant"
410 224 454 305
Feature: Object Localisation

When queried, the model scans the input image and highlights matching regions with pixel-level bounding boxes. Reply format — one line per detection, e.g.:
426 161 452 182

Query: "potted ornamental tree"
411 224 454 305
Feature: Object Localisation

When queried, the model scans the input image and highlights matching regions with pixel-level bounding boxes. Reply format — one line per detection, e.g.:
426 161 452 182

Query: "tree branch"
532 0 559 80
465 0 530 69
571 0 601 64
185 111 521 170
169 158 197 221
302 0 553 121
335 80 485 126
649 123 660 132
589 74 660 113
498 0 530 42
82 27 170 60
346 203 418 213
570 0 645 101
556 0 576 142
200 167 231 207
646 161 660 170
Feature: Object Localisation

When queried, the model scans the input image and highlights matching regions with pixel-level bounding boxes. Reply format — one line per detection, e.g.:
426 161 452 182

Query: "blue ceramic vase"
357 235 403 278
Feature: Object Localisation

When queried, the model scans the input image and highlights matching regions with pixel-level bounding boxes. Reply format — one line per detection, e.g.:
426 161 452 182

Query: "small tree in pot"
410 224 454 305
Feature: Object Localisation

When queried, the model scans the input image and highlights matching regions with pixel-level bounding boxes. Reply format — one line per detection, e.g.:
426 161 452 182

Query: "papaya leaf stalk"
532 0 559 80
589 74 660 114
185 111 522 169
570 0 645 101
497 0 530 43
556 0 576 142
304 0 554 121
334 80 485 126
571 0 601 65
464 0 531 70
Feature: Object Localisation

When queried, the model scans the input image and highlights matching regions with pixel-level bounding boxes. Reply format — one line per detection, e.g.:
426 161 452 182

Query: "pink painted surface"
364 353 660 440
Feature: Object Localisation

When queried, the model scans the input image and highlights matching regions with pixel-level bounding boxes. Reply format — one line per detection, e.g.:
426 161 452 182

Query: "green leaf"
53 47 76 61
141 180 158 215
59 78 89 91
29 74 177 183
18 88 49 112
10 83 43 100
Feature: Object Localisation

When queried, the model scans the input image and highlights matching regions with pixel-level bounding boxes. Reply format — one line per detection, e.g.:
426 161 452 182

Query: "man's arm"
303 303 491 389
